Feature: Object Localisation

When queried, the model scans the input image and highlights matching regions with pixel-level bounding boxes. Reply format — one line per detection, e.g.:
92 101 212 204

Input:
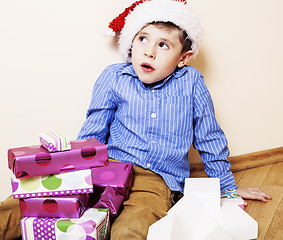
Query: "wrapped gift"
39 132 71 152
8 138 108 179
184 178 221 211
221 189 245 210
12 169 93 199
21 208 109 240
91 162 134 200
93 186 124 219
19 194 89 218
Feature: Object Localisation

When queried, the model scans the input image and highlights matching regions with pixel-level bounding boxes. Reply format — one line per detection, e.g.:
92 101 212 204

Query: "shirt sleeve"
192 73 237 191
77 66 117 143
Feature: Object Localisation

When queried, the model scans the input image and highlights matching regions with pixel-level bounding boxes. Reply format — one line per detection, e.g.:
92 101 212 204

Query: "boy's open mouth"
141 63 155 72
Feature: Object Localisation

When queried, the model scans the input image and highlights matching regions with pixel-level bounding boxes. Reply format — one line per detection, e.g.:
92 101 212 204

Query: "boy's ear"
178 50 194 67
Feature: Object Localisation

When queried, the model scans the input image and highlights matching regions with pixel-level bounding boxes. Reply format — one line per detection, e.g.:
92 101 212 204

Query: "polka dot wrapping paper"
19 194 89 218
221 189 245 210
12 169 94 199
20 208 110 240
8 138 108 179
91 162 134 200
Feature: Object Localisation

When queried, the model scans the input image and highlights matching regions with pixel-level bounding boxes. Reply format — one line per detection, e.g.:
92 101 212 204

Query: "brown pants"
0 165 173 240
0 195 22 240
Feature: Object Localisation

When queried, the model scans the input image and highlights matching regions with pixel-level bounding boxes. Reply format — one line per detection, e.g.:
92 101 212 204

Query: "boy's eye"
159 42 169 49
139 36 147 43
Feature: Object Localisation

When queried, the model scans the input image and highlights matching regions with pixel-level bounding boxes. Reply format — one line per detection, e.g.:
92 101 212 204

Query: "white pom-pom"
103 28 116 37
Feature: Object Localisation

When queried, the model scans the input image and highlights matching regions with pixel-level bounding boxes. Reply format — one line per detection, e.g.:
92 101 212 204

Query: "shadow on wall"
109 33 119 52
188 50 207 79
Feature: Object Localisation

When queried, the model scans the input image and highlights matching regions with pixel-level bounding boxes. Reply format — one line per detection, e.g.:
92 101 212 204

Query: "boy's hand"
237 187 272 205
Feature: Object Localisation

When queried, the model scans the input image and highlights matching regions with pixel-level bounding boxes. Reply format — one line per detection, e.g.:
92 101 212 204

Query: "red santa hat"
107 0 202 62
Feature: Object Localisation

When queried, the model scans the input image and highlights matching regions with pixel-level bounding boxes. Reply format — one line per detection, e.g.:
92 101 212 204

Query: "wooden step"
190 146 283 177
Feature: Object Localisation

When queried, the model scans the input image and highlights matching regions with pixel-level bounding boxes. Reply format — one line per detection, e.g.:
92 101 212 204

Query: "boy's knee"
111 224 148 240
110 205 162 240
0 195 22 240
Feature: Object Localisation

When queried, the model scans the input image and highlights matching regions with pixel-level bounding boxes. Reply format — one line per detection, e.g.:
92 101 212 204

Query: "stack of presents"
8 132 134 240
8 132 258 240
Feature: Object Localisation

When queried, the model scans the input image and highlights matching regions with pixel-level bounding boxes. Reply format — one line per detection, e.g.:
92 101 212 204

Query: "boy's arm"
192 74 237 191
192 74 272 203
78 66 117 143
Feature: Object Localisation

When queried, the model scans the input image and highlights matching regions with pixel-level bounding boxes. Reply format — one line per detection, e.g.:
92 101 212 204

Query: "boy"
78 0 271 239
0 0 271 239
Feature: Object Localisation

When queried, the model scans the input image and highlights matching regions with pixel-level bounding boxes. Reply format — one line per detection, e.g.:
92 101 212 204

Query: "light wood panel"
233 162 283 239
190 146 283 177
229 147 283 173
265 197 283 240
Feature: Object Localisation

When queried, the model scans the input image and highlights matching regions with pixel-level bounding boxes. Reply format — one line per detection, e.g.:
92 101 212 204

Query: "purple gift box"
93 186 124 219
19 194 89 218
21 208 109 240
8 138 108 179
91 162 134 200
39 132 71 152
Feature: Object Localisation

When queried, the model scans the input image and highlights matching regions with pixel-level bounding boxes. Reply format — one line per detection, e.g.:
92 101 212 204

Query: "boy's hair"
150 21 192 54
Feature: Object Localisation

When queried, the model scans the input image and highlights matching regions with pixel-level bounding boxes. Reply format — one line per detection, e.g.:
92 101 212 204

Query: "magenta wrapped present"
8 138 108 179
12 169 93 199
91 162 134 200
19 194 89 218
21 208 109 240
93 186 124 219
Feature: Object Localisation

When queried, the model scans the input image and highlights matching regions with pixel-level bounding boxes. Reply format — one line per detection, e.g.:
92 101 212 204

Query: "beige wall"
0 0 282 200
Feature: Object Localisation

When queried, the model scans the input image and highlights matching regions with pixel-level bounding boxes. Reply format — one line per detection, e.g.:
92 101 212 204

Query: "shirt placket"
145 87 160 169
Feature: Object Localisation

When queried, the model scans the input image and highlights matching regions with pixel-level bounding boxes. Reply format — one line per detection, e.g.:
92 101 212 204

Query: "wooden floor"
233 162 283 240
190 147 283 240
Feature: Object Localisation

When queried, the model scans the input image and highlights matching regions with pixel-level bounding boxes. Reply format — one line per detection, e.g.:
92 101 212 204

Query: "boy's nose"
144 48 156 59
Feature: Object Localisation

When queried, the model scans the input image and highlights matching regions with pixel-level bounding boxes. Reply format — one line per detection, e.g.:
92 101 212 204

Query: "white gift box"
184 177 221 211
147 213 190 240
147 178 258 240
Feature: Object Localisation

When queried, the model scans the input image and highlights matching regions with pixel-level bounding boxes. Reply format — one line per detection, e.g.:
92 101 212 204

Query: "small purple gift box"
19 194 89 218
93 186 124 219
91 162 134 200
8 138 108 179
39 132 71 152
21 208 109 240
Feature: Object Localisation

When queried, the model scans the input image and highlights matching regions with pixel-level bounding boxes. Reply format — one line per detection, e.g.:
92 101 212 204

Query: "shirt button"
147 163 151 168
151 140 156 144
151 113 157 118
151 89 156 93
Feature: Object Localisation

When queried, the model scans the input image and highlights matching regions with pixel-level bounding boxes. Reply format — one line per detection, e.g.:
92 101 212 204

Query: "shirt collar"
121 64 138 77
121 64 188 89
172 66 188 79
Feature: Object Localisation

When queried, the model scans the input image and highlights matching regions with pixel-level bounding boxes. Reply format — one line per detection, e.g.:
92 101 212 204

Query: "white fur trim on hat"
116 0 202 62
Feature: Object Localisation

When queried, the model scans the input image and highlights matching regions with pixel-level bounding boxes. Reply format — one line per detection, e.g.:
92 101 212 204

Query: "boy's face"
131 24 193 84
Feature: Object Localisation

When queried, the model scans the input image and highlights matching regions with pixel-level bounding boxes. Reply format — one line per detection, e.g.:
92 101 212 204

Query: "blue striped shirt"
78 63 237 193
